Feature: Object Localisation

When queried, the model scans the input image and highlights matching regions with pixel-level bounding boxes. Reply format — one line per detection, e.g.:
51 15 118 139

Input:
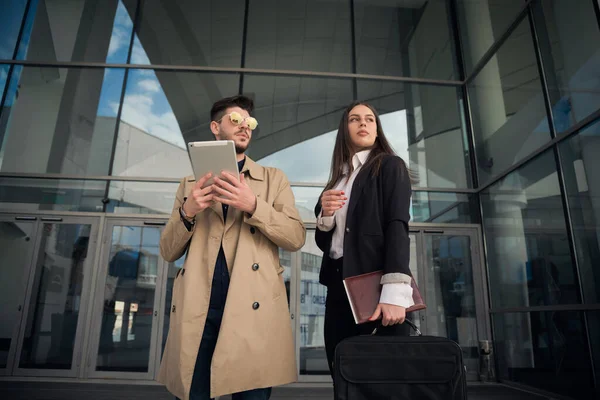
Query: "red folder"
343 270 426 324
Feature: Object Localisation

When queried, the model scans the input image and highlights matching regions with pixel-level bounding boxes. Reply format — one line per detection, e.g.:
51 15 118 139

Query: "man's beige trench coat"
157 157 306 399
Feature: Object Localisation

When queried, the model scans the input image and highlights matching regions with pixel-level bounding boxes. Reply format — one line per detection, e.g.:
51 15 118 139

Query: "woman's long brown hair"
324 101 407 192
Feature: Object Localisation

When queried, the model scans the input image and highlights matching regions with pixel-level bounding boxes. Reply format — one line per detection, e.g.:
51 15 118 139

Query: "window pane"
0 67 126 176
112 70 240 179
0 177 107 212
411 192 478 224
18 0 136 63
534 0 600 133
97 225 161 372
559 121 600 304
132 0 244 67
457 0 525 73
106 181 178 214
247 75 353 182
481 150 579 309
291 187 322 223
0 220 35 369
289 187 478 225
492 311 594 399
354 0 457 80
299 230 327 375
359 80 472 188
587 311 600 391
0 0 28 59
245 0 352 73
0 65 8 98
0 65 21 121
0 177 179 214
468 18 550 184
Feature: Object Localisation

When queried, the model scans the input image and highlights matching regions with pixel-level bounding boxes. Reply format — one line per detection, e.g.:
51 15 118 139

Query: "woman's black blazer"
314 155 412 287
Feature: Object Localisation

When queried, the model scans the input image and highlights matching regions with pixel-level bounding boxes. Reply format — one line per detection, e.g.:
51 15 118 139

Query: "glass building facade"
0 0 598 398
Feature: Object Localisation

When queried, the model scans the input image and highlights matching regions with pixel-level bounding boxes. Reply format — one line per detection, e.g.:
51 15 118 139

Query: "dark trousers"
179 307 272 400
324 257 410 378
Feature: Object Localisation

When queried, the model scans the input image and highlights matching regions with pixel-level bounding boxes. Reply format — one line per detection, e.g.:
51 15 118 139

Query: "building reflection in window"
97 226 159 373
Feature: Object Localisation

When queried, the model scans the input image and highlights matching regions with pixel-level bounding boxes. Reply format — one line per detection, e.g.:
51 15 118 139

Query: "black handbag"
333 319 467 400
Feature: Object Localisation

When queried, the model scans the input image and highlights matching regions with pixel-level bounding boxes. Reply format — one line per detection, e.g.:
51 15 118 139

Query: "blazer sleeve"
381 156 413 277
314 200 334 253
159 178 195 262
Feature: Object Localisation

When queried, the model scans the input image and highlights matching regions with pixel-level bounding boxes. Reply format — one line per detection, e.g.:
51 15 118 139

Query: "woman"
314 101 416 377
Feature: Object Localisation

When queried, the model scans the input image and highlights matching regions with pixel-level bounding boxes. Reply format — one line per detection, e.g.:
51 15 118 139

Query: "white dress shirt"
317 150 414 308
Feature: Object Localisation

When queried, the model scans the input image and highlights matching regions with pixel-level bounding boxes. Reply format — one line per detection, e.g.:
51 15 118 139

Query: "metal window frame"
8 215 101 378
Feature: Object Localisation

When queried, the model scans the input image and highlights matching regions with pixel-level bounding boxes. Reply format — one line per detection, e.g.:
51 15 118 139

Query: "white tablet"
188 140 240 187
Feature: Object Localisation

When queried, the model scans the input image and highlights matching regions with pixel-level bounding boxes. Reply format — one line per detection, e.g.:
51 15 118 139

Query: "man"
157 95 306 400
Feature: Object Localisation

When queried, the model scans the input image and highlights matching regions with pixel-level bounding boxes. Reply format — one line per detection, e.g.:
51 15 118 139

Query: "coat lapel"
210 198 224 222
224 158 264 235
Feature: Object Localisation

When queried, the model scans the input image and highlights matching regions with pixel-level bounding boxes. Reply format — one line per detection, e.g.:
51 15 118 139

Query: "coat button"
252 302 260 310
345 227 350 233
250 227 256 234
252 263 259 271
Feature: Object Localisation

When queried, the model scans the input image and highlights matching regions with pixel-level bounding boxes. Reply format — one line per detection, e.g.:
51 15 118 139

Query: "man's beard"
234 132 250 154
218 129 249 154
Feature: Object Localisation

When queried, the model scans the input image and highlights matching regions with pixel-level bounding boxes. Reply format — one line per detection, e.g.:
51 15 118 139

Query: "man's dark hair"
210 95 254 122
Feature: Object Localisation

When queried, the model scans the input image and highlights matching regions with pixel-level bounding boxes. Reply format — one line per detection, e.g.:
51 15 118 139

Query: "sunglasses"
218 112 258 130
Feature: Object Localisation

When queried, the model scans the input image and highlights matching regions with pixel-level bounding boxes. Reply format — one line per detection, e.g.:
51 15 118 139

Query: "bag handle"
405 318 422 336
371 318 422 336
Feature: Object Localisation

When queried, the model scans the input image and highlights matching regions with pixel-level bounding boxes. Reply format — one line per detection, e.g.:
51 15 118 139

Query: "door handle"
41 217 63 222
144 221 166 226
424 229 444 234
15 216 37 221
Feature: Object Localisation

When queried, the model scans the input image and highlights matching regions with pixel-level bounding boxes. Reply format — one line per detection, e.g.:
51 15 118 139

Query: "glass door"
412 226 490 381
296 230 328 380
12 215 99 377
87 219 167 379
0 215 39 376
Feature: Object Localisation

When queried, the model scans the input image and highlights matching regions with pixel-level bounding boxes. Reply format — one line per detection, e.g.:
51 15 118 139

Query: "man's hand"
213 171 257 214
368 303 406 326
183 172 214 217
320 189 347 217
